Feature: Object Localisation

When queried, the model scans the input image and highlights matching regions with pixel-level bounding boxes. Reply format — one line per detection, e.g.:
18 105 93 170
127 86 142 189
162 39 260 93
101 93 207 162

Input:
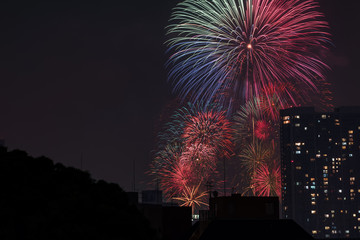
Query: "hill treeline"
0 147 157 240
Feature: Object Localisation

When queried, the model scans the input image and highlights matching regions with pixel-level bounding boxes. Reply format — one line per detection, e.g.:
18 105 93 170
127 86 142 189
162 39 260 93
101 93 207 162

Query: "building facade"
280 107 360 238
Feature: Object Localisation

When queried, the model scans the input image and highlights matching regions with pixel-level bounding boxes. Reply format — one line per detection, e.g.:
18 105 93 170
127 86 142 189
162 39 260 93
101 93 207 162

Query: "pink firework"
182 110 233 158
180 143 217 178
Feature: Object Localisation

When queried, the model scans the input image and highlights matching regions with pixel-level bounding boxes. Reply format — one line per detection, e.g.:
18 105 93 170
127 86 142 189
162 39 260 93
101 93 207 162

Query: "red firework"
254 120 270 140
160 158 192 198
252 163 281 197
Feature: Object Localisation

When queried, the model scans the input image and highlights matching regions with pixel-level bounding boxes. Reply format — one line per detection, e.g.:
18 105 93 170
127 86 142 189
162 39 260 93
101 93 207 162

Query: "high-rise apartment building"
280 107 360 239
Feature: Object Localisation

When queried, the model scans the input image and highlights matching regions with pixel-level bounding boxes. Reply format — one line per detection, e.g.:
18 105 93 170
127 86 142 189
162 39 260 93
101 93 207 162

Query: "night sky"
0 0 359 191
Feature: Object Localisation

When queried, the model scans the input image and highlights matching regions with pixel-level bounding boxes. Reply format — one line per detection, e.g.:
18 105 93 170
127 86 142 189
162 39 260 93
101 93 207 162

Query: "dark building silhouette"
193 194 313 240
127 190 192 240
142 190 163 204
280 107 360 238
197 219 313 240
209 195 279 220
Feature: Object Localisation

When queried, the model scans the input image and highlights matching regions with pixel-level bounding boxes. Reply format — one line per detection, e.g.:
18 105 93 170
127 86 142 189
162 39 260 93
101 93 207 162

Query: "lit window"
322 115 327 119
311 210 316 214
349 130 354 134
304 127 308 131
283 116 290 120
296 151 301 154
295 123 300 127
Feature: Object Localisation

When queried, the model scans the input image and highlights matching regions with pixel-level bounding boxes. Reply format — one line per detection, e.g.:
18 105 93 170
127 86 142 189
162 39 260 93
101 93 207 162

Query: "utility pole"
132 158 136 192
223 157 226 196
80 152 83 170
205 180 214 206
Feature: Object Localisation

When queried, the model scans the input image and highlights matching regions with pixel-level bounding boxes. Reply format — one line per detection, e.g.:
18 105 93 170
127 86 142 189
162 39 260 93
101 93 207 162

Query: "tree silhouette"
0 147 157 240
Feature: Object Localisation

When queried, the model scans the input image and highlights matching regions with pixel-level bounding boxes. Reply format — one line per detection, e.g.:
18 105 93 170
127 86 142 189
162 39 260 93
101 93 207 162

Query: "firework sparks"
238 140 272 175
151 103 233 200
252 163 281 197
173 182 209 215
180 143 217 175
182 109 233 158
254 120 270 140
167 0 331 110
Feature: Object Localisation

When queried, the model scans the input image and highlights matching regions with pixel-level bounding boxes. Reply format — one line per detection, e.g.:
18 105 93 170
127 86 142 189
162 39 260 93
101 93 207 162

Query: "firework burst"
182 109 233 158
252 163 281 197
173 182 209 215
238 140 272 175
150 143 190 197
254 120 270 140
151 102 233 200
167 0 330 109
180 143 217 175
